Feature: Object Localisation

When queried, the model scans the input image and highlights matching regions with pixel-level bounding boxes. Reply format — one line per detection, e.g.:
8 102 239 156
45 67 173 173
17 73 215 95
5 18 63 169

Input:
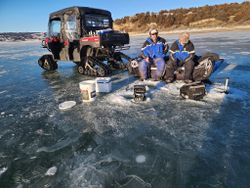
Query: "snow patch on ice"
16 184 23 188
234 51 250 55
45 166 57 176
160 82 185 95
206 91 226 101
0 90 7 95
138 108 157 116
0 69 7 76
206 84 247 101
0 167 8 177
135 155 146 163
223 64 237 71
160 80 246 103
0 50 44 60
107 94 132 106
108 80 166 105
224 55 236 60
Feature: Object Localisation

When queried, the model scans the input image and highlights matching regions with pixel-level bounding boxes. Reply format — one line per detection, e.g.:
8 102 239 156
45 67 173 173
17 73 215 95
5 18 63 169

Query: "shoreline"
0 25 249 42
128 25 250 36
0 39 41 43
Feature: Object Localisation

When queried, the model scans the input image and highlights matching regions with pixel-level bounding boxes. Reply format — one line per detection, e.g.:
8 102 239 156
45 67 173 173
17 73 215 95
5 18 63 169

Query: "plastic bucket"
96 77 112 93
79 80 96 102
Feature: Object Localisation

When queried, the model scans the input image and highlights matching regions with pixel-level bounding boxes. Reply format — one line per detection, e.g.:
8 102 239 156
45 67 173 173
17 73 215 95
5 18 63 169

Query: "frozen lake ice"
0 31 250 188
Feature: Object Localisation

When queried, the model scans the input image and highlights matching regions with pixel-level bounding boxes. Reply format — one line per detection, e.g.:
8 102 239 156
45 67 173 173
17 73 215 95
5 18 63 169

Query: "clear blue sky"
0 0 248 32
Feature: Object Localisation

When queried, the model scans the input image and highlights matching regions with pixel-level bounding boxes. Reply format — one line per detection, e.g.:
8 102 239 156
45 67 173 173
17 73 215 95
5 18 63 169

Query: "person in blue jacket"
164 32 195 83
139 29 169 80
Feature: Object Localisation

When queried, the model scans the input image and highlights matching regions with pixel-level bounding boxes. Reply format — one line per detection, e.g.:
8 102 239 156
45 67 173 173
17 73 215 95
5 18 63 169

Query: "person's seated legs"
154 58 166 81
139 58 151 81
184 59 195 83
164 59 176 83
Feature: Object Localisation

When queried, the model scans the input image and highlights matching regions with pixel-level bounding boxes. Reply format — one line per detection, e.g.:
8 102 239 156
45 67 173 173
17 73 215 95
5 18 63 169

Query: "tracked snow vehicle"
38 6 132 76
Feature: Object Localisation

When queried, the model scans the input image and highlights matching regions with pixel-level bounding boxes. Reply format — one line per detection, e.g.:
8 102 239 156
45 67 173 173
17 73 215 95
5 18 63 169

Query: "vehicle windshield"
49 20 61 37
85 14 110 28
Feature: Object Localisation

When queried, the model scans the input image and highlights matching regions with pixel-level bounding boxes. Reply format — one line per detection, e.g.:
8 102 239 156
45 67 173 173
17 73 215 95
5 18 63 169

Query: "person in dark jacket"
139 29 169 80
164 32 195 83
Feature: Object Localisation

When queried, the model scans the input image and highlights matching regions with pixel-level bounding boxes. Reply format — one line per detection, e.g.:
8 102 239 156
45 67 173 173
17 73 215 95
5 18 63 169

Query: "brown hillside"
114 2 250 33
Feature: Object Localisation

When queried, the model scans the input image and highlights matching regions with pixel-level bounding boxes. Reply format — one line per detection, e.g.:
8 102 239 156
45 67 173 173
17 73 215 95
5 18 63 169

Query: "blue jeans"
139 58 165 80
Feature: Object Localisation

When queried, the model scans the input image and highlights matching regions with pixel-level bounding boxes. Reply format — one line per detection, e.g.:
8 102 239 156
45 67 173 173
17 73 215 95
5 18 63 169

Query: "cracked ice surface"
0 31 250 188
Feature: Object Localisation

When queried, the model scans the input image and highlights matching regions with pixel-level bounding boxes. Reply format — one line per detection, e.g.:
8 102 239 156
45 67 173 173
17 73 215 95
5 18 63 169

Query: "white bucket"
96 77 112 93
79 80 96 102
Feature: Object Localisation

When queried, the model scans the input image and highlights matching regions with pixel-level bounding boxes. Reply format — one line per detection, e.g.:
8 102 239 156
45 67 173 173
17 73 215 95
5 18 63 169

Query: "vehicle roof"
49 6 112 19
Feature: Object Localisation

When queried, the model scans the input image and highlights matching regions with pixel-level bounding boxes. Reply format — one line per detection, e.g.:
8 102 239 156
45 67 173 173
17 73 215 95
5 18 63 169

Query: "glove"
169 53 176 62
184 54 194 63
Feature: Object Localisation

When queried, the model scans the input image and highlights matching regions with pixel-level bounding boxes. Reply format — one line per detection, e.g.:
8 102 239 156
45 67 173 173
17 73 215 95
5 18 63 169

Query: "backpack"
180 81 206 100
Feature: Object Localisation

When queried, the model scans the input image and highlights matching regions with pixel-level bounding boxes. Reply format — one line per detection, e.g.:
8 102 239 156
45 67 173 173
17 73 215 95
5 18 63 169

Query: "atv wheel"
97 67 106 77
193 58 214 81
127 59 140 76
77 64 85 75
38 54 58 71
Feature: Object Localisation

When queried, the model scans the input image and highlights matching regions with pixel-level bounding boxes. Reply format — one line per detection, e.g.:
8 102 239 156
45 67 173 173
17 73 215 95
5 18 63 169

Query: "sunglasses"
151 33 158 36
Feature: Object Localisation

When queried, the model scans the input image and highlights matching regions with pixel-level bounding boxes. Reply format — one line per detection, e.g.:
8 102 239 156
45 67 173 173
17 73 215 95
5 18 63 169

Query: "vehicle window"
85 14 110 28
65 15 79 40
49 20 61 37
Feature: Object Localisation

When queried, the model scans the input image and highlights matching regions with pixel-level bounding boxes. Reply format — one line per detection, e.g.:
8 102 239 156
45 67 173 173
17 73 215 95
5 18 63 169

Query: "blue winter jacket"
169 40 195 62
141 37 168 59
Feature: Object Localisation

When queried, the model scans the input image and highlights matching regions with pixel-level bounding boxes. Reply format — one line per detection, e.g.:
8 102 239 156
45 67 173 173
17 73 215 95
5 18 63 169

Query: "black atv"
38 6 132 76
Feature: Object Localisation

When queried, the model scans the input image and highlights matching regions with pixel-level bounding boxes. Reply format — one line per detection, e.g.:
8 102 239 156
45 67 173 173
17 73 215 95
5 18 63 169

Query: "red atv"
38 6 132 76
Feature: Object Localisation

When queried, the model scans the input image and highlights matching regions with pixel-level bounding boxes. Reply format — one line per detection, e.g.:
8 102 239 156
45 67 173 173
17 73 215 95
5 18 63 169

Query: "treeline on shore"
0 32 45 42
114 2 250 32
